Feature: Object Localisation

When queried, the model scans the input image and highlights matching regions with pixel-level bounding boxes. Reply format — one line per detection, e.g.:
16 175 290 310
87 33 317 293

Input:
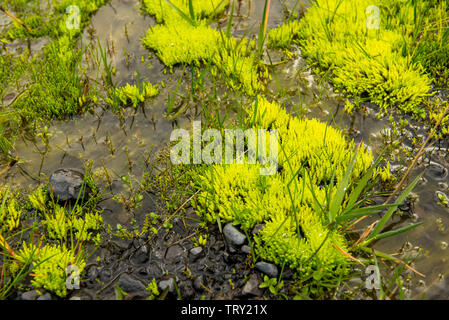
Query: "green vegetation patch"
192 97 373 277
268 0 441 118
141 0 266 96
0 1 111 161
3 0 109 40
1 184 103 298
142 21 221 67
109 81 159 108
142 0 228 24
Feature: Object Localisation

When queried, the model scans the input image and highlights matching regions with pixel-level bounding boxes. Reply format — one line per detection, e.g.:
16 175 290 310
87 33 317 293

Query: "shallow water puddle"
3 0 193 229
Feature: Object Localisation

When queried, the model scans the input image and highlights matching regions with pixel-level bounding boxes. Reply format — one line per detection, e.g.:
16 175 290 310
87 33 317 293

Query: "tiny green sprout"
344 100 354 114
146 278 160 300
259 275 283 296
115 284 127 300
436 191 449 207
135 193 143 204
198 234 207 246
163 221 173 230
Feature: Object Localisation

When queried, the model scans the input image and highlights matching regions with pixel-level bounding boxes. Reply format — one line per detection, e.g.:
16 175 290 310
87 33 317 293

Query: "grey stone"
223 223 246 246
242 274 262 297
165 245 184 260
49 169 86 202
255 262 278 278
158 278 175 293
189 246 204 262
241 245 251 254
69 296 82 300
20 290 39 300
190 246 203 256
117 274 146 293
37 293 51 300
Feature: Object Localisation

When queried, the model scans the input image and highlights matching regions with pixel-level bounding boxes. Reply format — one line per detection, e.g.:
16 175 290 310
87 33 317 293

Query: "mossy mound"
142 21 222 67
1 186 103 298
192 97 373 277
141 0 266 96
142 0 227 23
268 0 436 118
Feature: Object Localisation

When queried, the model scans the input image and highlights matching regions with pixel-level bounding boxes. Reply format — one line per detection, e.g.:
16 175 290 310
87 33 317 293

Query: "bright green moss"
268 0 434 118
267 19 301 49
142 0 228 24
212 49 267 96
142 21 221 67
192 97 373 276
0 185 103 297
15 242 86 298
0 188 22 233
4 0 109 40
43 205 103 244
12 36 84 120
141 0 266 96
110 81 159 108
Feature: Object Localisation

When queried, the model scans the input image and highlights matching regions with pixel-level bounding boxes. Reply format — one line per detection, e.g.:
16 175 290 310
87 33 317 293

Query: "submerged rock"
48 169 88 203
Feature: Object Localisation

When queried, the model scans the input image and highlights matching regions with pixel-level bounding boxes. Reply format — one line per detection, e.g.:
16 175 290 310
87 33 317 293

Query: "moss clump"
141 0 267 96
3 0 109 40
109 81 159 108
12 36 85 120
0 188 22 233
142 21 221 67
267 19 301 49
1 184 103 298
268 0 434 118
142 0 228 24
192 97 373 277
15 242 86 298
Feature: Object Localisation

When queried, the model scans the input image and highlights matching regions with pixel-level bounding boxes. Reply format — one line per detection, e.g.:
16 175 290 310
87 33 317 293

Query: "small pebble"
20 290 39 301
241 245 251 254
37 293 52 300
223 223 246 246
159 278 175 293
255 262 279 278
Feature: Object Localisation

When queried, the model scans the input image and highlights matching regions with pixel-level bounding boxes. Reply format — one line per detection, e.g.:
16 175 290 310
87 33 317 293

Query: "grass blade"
366 173 422 241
